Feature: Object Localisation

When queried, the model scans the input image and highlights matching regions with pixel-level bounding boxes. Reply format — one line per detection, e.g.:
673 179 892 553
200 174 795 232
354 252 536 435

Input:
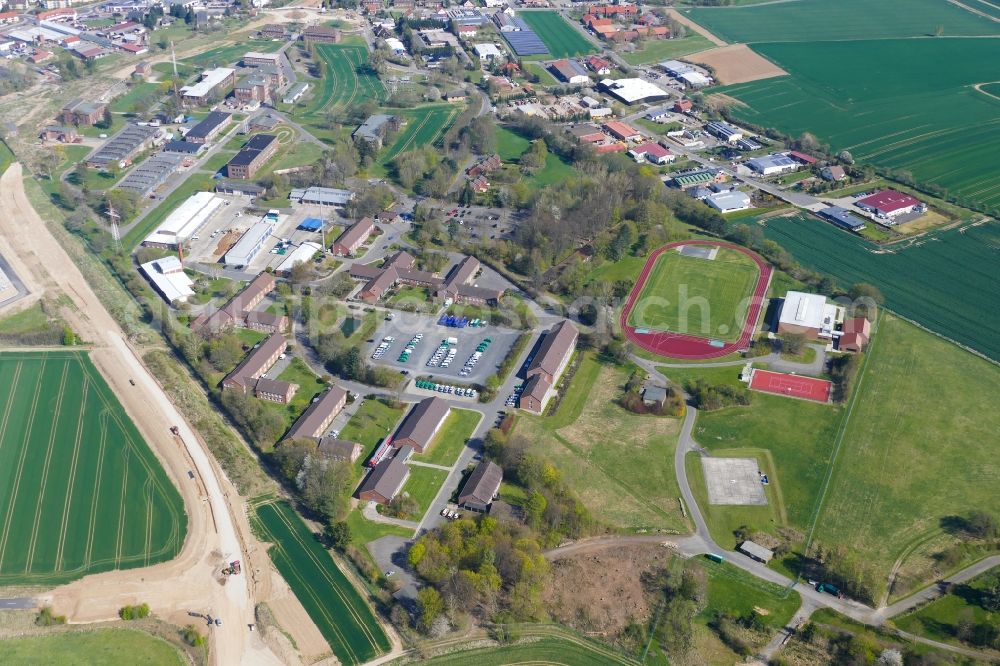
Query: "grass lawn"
524 62 559 86
584 253 650 285
620 33 714 65
420 409 481 467
234 327 267 347
628 247 761 342
66 166 119 191
181 39 282 68
0 629 185 665
122 173 214 249
400 465 449 517
345 507 413 545
514 353 688 532
524 152 576 189
0 303 53 335
665 364 842 563
815 314 1000 598
340 398 406 468
110 82 162 114
276 357 327 414
519 11 597 57
699 557 801 631
387 286 431 310
497 126 531 161
200 150 237 174
893 566 1000 646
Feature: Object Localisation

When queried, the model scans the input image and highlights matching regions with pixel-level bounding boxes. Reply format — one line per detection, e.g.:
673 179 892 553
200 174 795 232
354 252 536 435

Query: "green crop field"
620 33 714 65
378 104 461 165
299 44 386 119
252 501 390 665
684 0 1000 43
739 213 1000 361
684 1 1000 213
0 629 185 665
519 11 597 57
514 353 688 532
814 315 1000 596
0 352 185 585
628 247 760 342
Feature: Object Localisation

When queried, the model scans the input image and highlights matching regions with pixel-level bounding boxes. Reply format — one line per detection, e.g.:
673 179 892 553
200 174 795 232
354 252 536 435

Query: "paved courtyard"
701 456 768 506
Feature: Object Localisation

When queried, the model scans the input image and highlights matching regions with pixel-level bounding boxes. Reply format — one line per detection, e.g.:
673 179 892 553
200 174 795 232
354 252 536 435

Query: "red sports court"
749 369 832 403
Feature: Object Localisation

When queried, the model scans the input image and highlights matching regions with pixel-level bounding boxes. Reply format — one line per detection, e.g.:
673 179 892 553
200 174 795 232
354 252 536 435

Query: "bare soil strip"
667 9 728 46
687 44 788 85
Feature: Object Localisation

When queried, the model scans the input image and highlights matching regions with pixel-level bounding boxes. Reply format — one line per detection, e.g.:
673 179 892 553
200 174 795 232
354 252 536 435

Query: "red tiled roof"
788 150 817 164
858 189 920 213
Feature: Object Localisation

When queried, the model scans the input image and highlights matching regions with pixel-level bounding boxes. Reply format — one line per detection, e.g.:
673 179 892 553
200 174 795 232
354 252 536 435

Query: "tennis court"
749 369 832 403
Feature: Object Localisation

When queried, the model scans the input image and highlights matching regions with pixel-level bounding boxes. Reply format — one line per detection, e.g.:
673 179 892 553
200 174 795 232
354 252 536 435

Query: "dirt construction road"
0 163 280 666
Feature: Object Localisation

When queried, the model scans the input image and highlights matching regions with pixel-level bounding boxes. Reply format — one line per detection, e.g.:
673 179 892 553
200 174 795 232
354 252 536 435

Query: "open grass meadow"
518 11 597 58
416 626 640 665
620 33 714 65
814 315 1000 596
684 0 1000 43
420 408 481 467
740 213 1000 362
513 353 689 532
893 566 1000 646
628 247 760 342
0 629 185 665
0 352 185 585
109 82 163 114
298 44 386 120
180 39 283 68
699 557 800 630
252 501 390 665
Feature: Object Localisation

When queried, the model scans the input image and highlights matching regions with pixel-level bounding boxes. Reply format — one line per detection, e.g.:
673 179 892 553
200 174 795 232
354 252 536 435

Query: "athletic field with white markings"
0 352 185 584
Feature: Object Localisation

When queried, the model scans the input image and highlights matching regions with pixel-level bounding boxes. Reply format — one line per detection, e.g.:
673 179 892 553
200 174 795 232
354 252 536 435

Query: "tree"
181 625 206 647
99 106 114 130
778 331 807 356
837 150 854 164
325 520 351 551
521 139 547 170
416 587 444 632
965 510 998 539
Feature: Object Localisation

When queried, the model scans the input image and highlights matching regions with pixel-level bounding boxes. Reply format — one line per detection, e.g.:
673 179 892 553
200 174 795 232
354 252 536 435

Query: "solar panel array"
502 19 550 56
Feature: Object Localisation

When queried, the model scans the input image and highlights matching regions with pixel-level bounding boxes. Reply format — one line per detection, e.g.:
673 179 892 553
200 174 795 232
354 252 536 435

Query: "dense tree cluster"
685 379 751 411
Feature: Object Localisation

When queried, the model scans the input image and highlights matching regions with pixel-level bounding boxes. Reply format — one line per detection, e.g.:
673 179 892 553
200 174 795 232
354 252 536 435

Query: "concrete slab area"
701 456 767 506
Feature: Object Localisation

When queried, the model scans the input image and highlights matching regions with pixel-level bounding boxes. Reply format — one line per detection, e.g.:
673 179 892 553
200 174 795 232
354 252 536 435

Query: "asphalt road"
0 598 36 610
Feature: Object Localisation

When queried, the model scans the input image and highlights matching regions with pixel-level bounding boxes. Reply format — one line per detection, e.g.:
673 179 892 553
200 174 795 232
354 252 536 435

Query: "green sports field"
252 501 389 665
0 352 185 584
519 11 597 58
300 44 386 118
685 1 1000 213
814 315 1000 597
628 248 760 342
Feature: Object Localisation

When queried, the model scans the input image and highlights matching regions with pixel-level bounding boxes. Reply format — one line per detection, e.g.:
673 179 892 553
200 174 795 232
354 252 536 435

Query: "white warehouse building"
705 190 751 214
140 256 195 305
224 222 273 268
746 153 798 176
142 191 226 249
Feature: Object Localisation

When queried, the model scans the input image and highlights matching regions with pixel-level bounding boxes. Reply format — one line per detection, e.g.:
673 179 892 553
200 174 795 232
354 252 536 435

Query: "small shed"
642 384 668 408
738 540 773 564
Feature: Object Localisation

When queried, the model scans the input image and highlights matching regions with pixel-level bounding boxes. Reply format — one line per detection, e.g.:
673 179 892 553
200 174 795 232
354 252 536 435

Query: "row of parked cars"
398 333 423 363
459 338 493 378
440 508 463 520
415 379 478 398
427 341 457 368
505 383 524 408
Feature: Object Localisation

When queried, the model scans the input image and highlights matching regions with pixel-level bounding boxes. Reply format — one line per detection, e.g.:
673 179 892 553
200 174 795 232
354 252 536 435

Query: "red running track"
619 240 773 360
749 369 832 403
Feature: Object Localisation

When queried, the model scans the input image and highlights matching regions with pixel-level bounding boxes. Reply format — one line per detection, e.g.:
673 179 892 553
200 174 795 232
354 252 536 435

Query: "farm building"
458 461 503 512
746 153 797 176
674 99 693 113
393 397 450 454
357 450 410 504
139 256 194 305
584 55 611 74
817 206 865 232
777 290 843 340
738 540 773 564
520 320 578 414
548 59 589 84
839 317 872 352
286 386 348 441
856 190 925 222
705 190 751 214
331 217 376 257
599 78 668 105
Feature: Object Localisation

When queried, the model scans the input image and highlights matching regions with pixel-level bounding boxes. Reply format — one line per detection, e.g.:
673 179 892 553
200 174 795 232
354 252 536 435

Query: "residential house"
458 461 502 512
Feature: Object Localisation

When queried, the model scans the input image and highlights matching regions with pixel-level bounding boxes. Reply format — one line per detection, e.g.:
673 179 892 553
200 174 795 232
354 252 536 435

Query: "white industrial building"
705 121 744 143
224 222 273 268
599 78 669 105
746 153 798 176
777 290 843 339
474 43 503 60
290 186 354 206
705 190 751 214
140 256 195 304
180 67 235 104
384 37 406 55
678 71 711 88
276 241 323 275
142 191 226 248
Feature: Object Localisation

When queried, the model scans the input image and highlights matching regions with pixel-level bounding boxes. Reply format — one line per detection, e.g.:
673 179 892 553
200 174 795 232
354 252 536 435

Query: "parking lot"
367 316 521 384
